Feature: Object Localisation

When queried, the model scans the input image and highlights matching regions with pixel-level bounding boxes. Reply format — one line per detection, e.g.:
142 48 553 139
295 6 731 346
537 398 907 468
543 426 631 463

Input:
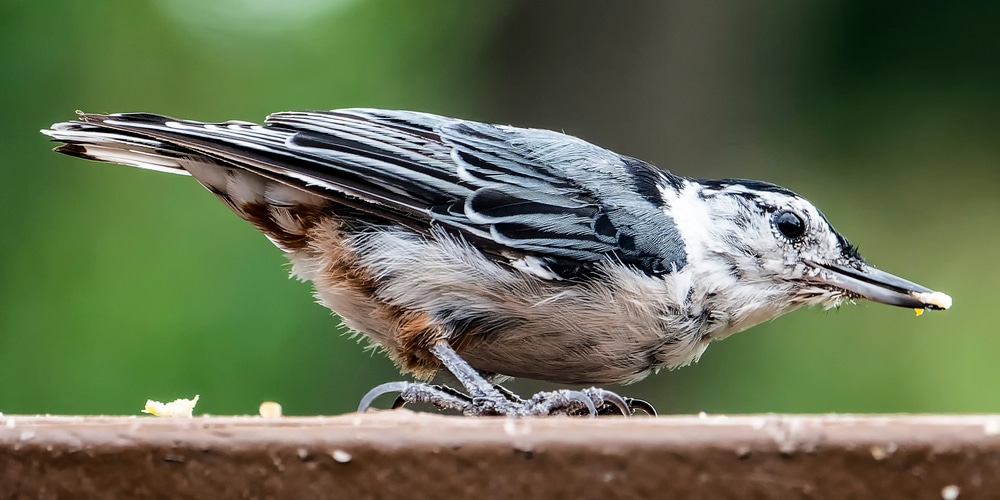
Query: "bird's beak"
807 261 952 310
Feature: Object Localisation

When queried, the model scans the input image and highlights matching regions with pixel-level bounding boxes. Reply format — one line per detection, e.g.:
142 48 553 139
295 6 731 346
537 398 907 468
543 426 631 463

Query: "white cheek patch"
660 181 713 266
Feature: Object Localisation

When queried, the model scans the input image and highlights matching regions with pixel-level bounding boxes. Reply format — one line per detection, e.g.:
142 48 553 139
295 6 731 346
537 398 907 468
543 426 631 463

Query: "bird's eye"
774 211 806 239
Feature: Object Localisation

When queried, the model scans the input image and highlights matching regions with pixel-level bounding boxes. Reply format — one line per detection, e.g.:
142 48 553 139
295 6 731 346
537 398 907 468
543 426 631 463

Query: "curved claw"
624 397 657 416
362 380 650 418
564 390 599 418
358 381 411 412
391 394 408 410
591 389 632 417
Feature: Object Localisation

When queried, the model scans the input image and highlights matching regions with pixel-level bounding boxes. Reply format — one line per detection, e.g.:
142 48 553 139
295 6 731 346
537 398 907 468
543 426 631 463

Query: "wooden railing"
2 413 996 498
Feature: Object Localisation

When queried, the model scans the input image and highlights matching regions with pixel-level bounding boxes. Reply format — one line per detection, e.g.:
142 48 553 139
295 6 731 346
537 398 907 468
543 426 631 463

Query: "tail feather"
42 120 191 175
40 112 444 249
42 114 341 251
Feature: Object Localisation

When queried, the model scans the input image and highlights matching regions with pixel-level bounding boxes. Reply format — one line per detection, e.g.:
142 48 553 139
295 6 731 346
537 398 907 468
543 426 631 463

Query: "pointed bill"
808 261 952 310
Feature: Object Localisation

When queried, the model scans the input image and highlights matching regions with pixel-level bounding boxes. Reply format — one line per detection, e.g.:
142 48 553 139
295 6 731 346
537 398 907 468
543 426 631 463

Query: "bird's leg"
426 342 523 415
416 342 594 416
359 342 655 416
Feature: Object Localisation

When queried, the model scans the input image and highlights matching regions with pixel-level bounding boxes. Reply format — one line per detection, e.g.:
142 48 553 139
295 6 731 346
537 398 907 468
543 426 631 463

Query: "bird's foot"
358 382 656 417
357 342 657 417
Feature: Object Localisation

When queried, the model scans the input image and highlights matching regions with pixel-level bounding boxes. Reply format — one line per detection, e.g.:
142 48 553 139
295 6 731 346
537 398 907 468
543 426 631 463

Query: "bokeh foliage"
1 1 996 416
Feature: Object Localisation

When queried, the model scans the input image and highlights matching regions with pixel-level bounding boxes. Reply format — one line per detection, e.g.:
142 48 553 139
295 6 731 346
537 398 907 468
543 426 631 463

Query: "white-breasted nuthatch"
42 109 952 417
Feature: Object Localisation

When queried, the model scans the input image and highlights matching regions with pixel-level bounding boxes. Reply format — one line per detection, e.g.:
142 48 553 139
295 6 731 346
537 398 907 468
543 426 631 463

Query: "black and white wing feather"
43 109 688 279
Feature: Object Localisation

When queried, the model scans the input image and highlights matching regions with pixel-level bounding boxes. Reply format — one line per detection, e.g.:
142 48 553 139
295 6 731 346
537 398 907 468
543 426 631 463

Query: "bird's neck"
660 180 802 341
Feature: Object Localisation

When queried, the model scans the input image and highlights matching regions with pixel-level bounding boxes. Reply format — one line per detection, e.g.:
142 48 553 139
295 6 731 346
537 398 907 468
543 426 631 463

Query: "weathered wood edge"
2 413 997 499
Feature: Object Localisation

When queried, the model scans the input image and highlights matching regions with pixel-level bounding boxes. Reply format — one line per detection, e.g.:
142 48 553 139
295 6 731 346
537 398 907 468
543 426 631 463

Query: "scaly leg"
358 342 655 417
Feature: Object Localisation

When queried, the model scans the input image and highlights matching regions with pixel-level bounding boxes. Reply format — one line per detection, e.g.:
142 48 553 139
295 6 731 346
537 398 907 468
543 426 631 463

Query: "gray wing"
271 109 687 278
47 108 688 279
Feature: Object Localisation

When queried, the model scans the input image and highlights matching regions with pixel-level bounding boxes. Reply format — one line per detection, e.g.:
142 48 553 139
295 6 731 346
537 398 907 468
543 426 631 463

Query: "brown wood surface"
2 413 998 499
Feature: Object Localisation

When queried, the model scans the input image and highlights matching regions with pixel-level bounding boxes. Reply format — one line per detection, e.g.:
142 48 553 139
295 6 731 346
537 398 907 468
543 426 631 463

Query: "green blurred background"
1 1 997 416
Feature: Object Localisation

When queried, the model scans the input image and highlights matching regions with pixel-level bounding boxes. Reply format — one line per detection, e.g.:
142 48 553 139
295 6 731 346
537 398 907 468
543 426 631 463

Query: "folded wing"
44 108 687 279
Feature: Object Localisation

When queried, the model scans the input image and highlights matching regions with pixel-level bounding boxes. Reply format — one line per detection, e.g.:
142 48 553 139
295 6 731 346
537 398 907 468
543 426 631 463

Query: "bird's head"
665 178 951 326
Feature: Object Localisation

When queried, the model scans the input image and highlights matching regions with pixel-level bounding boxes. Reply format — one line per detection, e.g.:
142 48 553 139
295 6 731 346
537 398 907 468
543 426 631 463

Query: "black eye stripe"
774 210 806 239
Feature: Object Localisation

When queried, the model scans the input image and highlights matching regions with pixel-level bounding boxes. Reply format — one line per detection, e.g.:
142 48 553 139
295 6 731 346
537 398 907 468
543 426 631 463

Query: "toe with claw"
357 342 656 417
359 381 656 417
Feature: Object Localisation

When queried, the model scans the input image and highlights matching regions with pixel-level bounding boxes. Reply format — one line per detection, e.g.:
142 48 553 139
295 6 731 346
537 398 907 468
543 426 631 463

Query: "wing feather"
45 109 687 279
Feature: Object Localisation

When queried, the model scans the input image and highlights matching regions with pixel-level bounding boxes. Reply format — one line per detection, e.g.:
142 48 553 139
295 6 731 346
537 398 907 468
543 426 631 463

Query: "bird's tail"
41 110 478 241
41 113 194 176
41 112 343 252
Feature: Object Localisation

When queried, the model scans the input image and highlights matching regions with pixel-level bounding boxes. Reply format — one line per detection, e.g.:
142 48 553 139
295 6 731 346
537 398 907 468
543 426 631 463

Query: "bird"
41 109 952 417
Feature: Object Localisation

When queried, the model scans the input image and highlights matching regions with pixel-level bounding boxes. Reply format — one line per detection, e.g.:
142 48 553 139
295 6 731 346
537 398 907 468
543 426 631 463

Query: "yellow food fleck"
142 395 200 417
259 401 283 419
914 308 924 317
